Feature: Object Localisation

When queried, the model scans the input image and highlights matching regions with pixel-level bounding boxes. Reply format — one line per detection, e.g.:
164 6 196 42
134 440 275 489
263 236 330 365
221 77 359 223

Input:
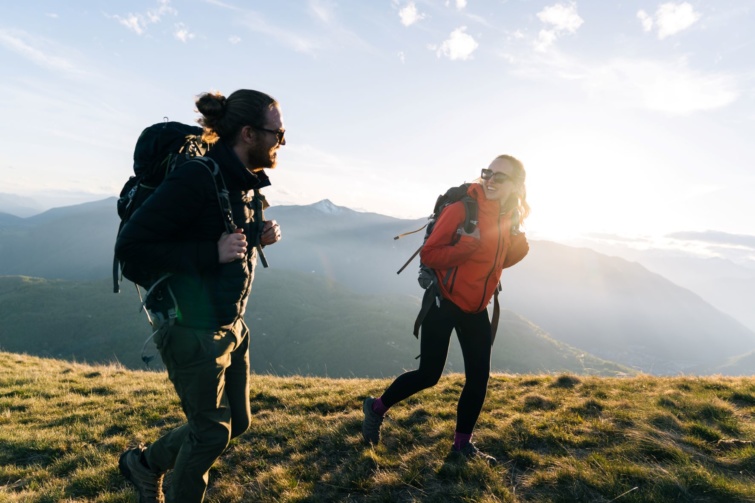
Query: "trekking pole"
396 244 423 274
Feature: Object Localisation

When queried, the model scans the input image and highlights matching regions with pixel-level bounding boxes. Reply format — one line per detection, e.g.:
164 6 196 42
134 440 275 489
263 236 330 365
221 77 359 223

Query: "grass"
0 352 754 502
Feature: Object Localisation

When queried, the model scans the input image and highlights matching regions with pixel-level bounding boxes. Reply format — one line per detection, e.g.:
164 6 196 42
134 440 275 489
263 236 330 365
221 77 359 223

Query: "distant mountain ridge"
0 192 43 218
0 196 753 375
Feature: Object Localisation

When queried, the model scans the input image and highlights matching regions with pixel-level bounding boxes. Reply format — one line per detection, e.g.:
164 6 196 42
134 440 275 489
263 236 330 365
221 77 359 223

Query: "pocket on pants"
201 326 239 361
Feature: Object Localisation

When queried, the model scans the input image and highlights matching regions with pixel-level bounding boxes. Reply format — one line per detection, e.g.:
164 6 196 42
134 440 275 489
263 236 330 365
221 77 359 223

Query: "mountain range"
0 196 753 375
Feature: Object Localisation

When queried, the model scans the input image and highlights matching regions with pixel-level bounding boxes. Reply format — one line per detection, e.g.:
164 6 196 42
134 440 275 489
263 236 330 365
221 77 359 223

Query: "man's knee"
230 416 251 439
193 421 232 459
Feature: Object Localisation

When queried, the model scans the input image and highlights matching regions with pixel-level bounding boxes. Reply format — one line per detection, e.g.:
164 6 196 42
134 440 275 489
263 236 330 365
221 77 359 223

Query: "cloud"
238 11 321 55
535 2 583 52
638 2 700 40
667 231 755 250
446 0 467 10
512 50 739 114
436 26 478 60
637 10 653 32
584 57 738 114
656 2 700 39
211 2 373 56
398 51 406 64
399 2 425 27
174 23 195 42
309 0 333 23
228 35 241 44
110 0 177 35
0 29 84 77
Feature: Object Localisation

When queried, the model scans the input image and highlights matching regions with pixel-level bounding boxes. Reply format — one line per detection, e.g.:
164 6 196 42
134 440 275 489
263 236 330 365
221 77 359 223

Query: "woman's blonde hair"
494 154 530 228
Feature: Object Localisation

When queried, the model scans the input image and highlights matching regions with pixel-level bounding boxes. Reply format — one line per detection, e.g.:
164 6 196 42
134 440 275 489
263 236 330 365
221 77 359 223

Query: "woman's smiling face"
481 157 518 201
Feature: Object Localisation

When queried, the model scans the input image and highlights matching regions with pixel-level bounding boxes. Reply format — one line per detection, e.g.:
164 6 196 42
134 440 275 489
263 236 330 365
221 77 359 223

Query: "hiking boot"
119 445 165 503
362 397 384 445
452 442 498 465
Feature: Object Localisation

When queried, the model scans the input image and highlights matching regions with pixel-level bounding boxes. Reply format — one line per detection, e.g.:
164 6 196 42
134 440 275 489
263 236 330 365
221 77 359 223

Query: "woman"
362 154 530 464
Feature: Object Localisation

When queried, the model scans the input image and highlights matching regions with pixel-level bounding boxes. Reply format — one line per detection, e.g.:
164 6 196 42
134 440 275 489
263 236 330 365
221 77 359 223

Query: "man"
116 89 284 503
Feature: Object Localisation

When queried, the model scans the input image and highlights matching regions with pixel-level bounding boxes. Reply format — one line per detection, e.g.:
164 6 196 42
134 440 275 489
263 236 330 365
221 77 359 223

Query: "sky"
1 0 754 264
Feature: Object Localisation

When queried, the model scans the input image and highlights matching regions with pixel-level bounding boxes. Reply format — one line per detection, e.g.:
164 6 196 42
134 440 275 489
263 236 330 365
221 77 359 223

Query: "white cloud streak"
0 29 84 77
111 0 178 35
507 49 739 115
207 1 373 56
238 11 321 55
309 0 333 23
584 57 738 114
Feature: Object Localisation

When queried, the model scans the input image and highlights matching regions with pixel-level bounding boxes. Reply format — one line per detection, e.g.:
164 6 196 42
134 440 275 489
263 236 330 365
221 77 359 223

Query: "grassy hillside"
1 352 754 502
0 273 631 377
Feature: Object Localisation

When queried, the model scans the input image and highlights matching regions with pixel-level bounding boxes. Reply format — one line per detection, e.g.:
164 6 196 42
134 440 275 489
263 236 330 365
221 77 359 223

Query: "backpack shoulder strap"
460 196 478 234
189 156 236 234
250 188 270 268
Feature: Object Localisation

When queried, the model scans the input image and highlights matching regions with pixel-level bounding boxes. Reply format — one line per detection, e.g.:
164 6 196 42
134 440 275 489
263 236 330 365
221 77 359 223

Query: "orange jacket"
419 183 529 313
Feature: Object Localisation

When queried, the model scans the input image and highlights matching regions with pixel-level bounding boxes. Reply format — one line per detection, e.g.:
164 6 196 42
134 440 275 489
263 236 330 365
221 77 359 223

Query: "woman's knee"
417 367 443 389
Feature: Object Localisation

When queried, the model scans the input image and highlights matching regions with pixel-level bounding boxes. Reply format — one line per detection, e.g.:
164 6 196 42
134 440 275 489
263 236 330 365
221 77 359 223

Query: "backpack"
112 120 237 296
395 183 502 344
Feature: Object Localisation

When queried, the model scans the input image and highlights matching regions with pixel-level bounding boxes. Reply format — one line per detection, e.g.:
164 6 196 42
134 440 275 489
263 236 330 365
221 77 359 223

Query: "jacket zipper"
475 209 503 312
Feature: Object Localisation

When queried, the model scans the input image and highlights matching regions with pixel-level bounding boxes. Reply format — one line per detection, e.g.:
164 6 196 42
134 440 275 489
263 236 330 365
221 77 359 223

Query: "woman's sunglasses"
480 168 513 184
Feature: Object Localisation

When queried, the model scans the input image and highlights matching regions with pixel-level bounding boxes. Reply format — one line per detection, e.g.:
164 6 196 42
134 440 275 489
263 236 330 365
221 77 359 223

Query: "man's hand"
260 220 281 246
218 229 247 263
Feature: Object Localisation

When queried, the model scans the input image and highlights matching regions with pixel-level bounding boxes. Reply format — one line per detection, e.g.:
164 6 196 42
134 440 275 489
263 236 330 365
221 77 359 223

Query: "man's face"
246 105 285 170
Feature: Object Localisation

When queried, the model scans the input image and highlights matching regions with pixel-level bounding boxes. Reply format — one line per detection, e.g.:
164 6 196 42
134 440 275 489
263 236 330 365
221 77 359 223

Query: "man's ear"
240 125 256 144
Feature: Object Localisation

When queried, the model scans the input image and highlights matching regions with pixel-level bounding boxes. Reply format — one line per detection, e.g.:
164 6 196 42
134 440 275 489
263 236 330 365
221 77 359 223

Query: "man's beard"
246 144 277 170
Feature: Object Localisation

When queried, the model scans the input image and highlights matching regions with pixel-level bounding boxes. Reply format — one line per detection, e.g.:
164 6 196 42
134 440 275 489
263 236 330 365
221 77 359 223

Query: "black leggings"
380 298 492 434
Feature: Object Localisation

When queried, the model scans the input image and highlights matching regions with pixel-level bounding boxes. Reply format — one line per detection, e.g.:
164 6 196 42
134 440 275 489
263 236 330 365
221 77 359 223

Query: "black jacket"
115 141 270 328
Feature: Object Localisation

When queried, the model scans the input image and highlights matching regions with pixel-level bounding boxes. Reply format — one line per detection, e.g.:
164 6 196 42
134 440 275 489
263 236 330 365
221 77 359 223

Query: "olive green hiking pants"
144 318 251 503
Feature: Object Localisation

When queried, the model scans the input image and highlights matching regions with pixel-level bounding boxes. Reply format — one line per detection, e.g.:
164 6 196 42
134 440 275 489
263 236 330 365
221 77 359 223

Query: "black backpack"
112 121 235 295
395 184 502 344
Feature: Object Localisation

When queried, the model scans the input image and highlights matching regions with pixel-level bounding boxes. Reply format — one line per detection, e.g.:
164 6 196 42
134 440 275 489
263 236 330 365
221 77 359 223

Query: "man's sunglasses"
253 126 286 144
480 168 513 184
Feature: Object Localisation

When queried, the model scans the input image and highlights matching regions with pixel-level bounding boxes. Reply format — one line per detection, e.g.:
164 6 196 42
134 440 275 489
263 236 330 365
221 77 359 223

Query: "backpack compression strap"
251 189 269 268
490 282 502 345
413 285 440 338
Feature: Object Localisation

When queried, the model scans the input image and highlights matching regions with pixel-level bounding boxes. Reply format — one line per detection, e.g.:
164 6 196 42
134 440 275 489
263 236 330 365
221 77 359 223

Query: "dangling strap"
113 255 121 293
413 286 439 338
490 282 502 345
